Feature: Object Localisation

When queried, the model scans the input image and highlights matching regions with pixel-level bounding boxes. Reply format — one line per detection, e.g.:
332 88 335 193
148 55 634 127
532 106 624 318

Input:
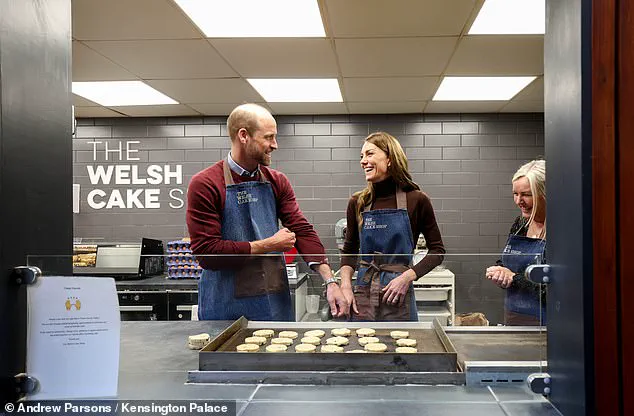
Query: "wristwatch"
323 277 338 286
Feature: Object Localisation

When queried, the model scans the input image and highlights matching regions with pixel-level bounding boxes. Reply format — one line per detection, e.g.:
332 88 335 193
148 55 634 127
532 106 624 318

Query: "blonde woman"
339 132 445 321
486 160 547 325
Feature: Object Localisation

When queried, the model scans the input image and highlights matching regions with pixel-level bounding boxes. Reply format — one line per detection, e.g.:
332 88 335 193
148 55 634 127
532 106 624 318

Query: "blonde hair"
227 103 271 141
353 132 420 226
513 159 546 238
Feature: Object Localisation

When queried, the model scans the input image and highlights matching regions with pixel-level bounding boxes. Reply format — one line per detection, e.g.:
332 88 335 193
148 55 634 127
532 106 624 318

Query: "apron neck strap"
363 187 407 212
223 159 265 186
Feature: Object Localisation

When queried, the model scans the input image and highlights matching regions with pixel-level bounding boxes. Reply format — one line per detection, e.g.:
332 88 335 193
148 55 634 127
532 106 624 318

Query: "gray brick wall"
74 113 545 324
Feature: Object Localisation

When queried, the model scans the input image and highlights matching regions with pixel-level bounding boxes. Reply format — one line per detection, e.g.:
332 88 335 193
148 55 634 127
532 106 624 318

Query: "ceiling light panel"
72 81 178 106
432 77 537 101
247 79 343 102
173 0 326 37
469 0 545 35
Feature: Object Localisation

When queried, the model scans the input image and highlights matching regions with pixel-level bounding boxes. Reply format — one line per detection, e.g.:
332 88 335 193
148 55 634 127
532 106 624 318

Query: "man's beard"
247 145 271 166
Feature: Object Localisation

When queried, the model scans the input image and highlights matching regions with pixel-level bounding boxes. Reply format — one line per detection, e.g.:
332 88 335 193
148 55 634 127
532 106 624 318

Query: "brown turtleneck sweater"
341 177 445 278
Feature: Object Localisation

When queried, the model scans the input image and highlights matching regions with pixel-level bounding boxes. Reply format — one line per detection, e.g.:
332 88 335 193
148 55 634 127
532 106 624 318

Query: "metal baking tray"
199 317 458 373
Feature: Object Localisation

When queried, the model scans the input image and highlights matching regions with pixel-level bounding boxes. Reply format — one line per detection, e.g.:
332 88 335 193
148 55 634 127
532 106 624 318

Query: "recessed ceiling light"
469 0 545 34
247 79 343 102
432 77 537 101
173 0 325 37
72 81 179 106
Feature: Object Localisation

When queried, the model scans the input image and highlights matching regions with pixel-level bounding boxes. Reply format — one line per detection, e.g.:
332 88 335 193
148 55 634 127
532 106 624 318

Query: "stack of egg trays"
166 240 202 279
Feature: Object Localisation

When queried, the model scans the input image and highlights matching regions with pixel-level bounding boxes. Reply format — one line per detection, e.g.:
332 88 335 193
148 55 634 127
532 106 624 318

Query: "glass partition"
27 250 546 374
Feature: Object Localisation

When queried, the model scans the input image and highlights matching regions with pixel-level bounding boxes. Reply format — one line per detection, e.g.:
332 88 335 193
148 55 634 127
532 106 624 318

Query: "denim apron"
502 234 547 325
352 189 418 321
197 162 292 321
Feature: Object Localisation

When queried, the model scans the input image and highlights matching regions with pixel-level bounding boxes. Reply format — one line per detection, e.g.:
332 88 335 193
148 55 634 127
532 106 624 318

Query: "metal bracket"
14 373 39 395
525 264 551 284
527 372 551 396
10 266 41 285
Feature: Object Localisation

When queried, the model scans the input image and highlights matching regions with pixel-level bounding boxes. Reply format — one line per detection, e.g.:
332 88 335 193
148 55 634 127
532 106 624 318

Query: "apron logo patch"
363 217 388 230
503 244 522 255
236 190 258 205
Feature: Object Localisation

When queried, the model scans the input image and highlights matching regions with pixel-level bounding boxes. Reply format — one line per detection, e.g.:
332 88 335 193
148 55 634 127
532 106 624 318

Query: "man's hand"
250 228 296 253
486 266 515 288
382 269 416 306
326 283 350 318
339 281 358 315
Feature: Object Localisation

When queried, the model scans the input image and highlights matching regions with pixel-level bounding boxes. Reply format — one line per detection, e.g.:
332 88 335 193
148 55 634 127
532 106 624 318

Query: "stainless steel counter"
118 322 559 416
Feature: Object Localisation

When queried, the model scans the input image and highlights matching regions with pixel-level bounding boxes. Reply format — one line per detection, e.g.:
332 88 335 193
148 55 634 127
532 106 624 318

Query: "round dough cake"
253 329 274 338
271 337 293 346
346 349 368 354
331 328 351 337
395 346 418 354
396 338 417 347
325 336 349 346
320 345 344 353
390 330 410 339
358 336 380 346
265 344 287 353
300 336 321 345
295 343 317 353
236 343 259 353
278 331 299 339
244 336 267 345
355 328 376 337
364 342 388 352
304 329 325 338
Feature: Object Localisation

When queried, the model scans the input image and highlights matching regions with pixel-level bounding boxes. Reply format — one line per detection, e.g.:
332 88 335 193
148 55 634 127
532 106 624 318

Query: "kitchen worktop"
116 321 559 416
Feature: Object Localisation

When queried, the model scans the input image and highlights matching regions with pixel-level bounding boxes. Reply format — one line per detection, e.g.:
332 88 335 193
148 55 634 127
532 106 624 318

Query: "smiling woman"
338 132 446 321
485 159 547 326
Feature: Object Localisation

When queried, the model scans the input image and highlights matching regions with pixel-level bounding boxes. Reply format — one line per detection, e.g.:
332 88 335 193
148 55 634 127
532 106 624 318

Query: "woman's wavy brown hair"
353 132 420 226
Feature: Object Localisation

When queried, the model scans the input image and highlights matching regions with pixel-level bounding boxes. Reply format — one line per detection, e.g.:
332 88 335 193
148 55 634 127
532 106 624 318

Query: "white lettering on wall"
84 140 186 210
169 189 185 209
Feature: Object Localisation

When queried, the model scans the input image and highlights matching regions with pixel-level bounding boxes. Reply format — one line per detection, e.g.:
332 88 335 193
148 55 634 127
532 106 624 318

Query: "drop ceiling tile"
325 0 476 37
146 79 262 104
85 40 238 79
189 103 272 116
72 0 201 40
425 101 506 113
75 106 126 118
209 39 339 77
268 102 348 115
343 77 440 102
446 36 544 75
348 102 426 114
336 38 458 77
73 41 137 81
73 94 99 107
110 104 201 117
513 77 543 101
500 100 544 112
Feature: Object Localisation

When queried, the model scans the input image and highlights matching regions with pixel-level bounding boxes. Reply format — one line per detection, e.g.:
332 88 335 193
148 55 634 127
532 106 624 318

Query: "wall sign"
85 140 185 210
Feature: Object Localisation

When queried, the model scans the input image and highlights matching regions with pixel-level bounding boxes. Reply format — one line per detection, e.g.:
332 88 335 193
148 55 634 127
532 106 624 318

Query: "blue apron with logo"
502 234 547 324
353 189 418 321
197 162 292 321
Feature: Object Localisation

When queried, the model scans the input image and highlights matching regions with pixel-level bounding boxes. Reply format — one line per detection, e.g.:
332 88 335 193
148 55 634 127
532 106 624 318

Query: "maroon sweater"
186 160 326 270
341 177 445 277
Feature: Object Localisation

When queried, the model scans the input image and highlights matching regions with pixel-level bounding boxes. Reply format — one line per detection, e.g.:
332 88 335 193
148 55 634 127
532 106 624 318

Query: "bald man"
186 104 348 321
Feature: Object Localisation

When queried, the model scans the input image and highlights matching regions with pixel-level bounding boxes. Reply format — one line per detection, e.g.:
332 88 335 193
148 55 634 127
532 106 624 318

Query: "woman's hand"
382 270 416 306
486 266 515 289
339 282 358 315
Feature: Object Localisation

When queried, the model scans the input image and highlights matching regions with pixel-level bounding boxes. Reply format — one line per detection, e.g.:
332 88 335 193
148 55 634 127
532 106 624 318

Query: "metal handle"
527 372 551 395
525 264 552 284
176 305 193 311
11 266 42 285
120 305 153 312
